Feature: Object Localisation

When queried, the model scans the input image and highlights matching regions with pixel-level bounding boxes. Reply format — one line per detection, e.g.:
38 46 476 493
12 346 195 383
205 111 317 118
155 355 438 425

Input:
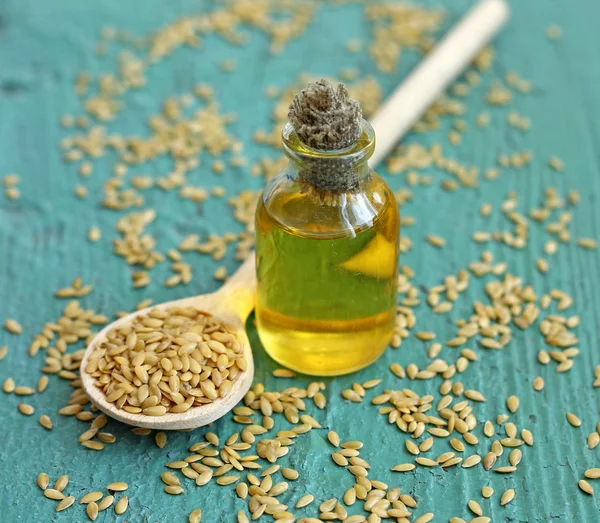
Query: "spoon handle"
369 0 510 167
218 253 256 320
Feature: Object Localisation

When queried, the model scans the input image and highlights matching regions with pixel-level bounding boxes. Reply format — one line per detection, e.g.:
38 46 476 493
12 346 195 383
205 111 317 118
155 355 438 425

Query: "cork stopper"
288 80 362 151
286 80 369 201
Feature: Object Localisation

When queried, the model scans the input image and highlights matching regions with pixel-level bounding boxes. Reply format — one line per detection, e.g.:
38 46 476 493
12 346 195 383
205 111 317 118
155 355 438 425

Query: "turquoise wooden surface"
1 0 600 521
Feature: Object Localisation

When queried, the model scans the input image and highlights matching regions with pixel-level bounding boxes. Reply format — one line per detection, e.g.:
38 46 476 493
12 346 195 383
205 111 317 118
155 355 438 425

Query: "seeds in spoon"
85 306 246 416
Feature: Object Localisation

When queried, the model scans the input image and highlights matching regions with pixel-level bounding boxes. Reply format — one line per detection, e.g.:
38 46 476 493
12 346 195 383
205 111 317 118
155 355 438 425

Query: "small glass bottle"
255 82 399 376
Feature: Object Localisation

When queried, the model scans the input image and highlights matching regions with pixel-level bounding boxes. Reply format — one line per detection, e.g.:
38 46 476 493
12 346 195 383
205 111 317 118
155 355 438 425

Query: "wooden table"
1 0 599 521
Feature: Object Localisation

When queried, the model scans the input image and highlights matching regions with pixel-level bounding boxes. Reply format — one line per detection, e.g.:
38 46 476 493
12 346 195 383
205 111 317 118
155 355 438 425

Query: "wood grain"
0 0 599 521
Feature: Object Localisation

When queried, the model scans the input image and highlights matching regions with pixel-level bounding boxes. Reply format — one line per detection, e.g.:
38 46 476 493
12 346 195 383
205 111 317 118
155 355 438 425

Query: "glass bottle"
255 118 399 376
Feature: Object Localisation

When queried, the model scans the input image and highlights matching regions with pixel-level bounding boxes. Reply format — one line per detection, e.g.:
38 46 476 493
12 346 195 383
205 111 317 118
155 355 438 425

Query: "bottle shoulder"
257 170 398 238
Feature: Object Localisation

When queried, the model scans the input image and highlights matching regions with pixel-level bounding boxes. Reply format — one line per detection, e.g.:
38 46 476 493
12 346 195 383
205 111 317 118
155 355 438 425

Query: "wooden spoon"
80 255 256 430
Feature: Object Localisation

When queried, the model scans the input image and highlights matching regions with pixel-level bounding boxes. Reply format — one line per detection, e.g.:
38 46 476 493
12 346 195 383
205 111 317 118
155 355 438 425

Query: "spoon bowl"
80 255 256 430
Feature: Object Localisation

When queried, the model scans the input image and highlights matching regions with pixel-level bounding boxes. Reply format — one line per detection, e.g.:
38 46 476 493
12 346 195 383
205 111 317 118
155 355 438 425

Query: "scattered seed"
494 466 517 474
536 258 549 273
3 378 15 393
55 475 69 492
464 390 486 402
86 502 99 521
577 238 597 250
450 438 465 452
37 376 49 393
327 431 340 447
468 500 483 516
579 480 594 495
414 513 434 523
37 473 49 490
483 421 494 437
416 457 438 467
500 489 516 506
18 403 34 415
235 482 248 499
216 475 239 486
557 360 574 373
507 395 519 413
4 319 22 335
115 496 128 515
88 227 102 242
392 463 416 472
189 508 202 523
426 235 446 248
80 492 103 504
483 453 497 470
406 440 420 455
416 331 436 341
509 449 522 467
272 368 296 378
462 455 481 468
44 489 66 500
296 494 314 508
522 429 534 446
282 468 298 480
81 441 104 451
566 412 582 427
14 386 35 396
482 486 494 498
56 496 75 512
40 414 52 430
420 438 434 452
98 495 116 512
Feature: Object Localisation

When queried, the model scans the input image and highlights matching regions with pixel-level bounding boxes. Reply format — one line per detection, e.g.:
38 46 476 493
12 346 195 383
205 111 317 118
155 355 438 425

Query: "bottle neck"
281 119 375 201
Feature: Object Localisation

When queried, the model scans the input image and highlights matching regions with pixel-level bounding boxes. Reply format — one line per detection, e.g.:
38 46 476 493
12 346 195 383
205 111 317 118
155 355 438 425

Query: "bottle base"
256 314 393 376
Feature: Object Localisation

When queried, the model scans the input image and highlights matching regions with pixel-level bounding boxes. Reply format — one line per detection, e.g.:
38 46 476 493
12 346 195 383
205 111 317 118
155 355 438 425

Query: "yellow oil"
255 176 399 376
